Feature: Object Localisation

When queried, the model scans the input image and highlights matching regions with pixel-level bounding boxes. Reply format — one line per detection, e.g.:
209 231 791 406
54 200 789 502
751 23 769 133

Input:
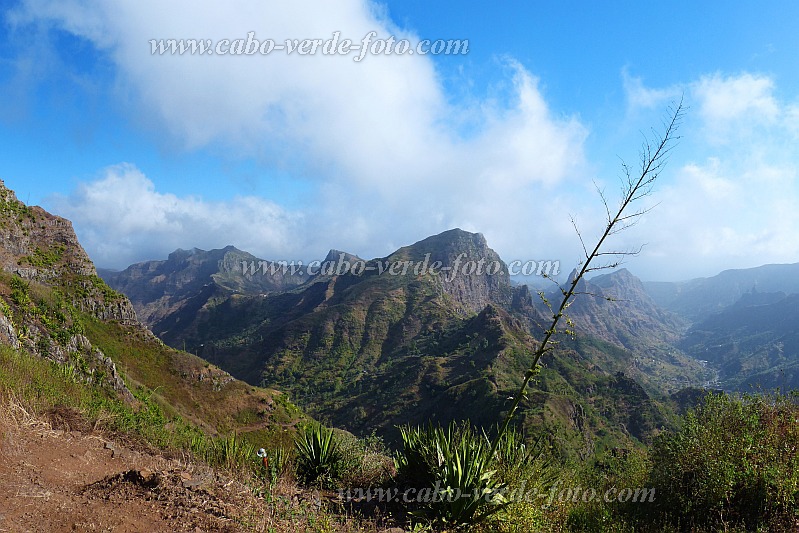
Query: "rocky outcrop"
0 180 94 280
0 179 140 402
66 334 135 402
76 297 138 324
0 310 20 349
0 179 137 324
386 229 513 315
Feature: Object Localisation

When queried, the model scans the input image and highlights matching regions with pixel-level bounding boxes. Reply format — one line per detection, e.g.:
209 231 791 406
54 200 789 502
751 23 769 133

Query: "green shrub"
0 297 12 319
492 430 556 490
647 392 799 530
334 430 394 488
210 433 259 473
9 276 31 308
262 445 293 484
19 245 65 269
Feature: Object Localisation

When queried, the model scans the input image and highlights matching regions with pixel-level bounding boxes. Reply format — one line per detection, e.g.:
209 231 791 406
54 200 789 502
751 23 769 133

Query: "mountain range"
4 174 797 464
98 229 711 457
99 227 799 449
644 264 799 391
644 263 799 320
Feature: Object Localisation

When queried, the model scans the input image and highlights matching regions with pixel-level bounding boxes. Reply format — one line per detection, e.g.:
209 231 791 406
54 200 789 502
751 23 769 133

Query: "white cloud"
49 164 303 268
20 3 799 283
622 70 681 110
694 73 779 122
49 162 592 273
18 0 590 270
786 104 799 138
692 72 780 143
613 72 799 280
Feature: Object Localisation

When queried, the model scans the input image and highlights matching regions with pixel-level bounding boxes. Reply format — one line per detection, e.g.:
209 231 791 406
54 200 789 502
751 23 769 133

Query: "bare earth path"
0 405 255 532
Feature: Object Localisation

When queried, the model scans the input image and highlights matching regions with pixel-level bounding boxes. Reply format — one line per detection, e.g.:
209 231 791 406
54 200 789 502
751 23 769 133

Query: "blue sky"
1 1 798 281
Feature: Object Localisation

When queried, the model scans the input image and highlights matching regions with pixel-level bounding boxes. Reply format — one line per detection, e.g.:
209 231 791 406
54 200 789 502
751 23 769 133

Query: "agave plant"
214 433 257 471
395 421 509 528
295 423 342 486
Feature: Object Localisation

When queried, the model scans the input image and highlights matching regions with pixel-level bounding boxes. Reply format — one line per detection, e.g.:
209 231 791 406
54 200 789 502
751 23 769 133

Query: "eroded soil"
0 407 259 532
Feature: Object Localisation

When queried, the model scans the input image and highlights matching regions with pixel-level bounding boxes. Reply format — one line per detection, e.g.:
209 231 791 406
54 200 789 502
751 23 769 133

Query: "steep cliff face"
0 183 92 278
0 309 20 349
0 180 136 324
0 179 135 398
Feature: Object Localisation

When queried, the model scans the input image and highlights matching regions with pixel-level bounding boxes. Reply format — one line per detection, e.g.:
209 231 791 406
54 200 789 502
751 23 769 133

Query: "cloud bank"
16 0 590 269
12 1 799 281
48 164 303 268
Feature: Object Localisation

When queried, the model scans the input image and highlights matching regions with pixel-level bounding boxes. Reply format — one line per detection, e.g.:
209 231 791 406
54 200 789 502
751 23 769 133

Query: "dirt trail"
0 406 257 532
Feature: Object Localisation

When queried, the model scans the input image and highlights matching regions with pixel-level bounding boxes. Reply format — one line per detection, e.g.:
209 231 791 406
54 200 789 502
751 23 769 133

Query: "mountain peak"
608 267 634 279
0 181 96 283
406 228 487 255
164 246 251 266
566 268 589 293
388 228 511 314
0 178 17 201
167 247 203 262
322 249 363 265
542 266 687 352
589 268 645 293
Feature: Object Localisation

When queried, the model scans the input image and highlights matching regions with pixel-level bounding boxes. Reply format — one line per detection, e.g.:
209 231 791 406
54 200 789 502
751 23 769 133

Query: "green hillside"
0 180 305 451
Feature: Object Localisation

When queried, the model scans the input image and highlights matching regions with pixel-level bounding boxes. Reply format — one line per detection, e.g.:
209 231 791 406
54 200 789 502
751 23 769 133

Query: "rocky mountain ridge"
565 268 688 347
101 228 521 333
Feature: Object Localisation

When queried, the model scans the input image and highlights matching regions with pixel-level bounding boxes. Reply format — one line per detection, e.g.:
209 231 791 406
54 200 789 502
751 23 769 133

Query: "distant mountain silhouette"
99 245 313 334
644 263 799 321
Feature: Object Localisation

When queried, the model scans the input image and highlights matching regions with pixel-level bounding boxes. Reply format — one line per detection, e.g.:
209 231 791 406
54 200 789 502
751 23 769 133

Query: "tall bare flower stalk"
490 99 685 456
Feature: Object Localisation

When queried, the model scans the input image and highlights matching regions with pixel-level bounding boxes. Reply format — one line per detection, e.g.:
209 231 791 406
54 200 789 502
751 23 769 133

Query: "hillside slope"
680 290 799 390
0 179 304 443
546 269 706 394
